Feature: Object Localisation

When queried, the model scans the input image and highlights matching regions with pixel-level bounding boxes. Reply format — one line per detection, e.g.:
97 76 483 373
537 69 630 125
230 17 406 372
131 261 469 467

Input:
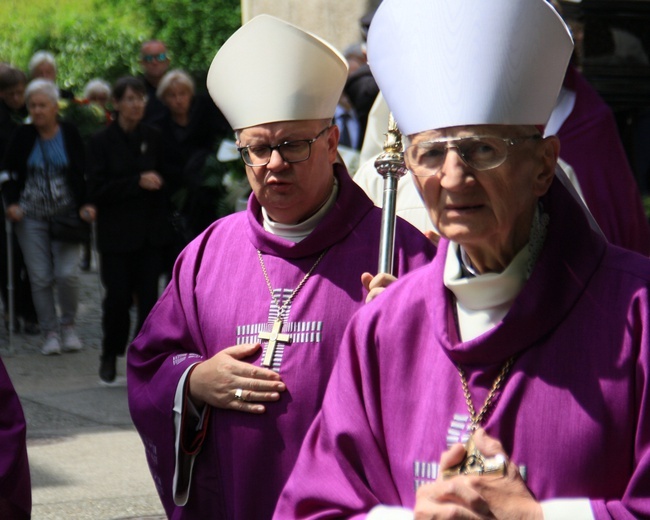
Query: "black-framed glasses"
142 53 168 63
406 134 542 177
237 126 331 167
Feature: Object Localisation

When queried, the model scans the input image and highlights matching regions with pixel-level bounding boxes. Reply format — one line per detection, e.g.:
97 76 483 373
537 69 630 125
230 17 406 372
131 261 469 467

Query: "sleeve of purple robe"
0 357 31 520
127 241 209 517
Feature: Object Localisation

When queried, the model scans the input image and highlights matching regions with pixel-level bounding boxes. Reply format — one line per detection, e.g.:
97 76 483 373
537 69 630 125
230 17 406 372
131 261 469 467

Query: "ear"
326 125 340 163
532 135 559 197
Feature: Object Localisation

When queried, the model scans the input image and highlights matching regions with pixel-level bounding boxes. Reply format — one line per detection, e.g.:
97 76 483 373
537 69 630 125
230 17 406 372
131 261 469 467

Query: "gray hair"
25 78 60 104
156 69 195 100
28 50 57 75
83 78 111 100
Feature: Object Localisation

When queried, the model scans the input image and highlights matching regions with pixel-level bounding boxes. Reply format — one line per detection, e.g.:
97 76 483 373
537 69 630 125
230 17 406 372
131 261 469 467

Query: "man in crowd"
275 1 650 518
127 15 435 519
139 39 171 128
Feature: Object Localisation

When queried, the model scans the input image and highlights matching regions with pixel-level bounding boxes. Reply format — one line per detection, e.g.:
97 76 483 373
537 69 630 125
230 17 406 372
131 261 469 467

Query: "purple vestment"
0 358 31 520
275 178 650 519
127 165 436 519
557 65 650 255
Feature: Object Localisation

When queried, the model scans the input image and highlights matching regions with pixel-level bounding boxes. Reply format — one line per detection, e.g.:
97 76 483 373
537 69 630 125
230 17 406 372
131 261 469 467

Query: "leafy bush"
135 0 241 87
0 0 241 95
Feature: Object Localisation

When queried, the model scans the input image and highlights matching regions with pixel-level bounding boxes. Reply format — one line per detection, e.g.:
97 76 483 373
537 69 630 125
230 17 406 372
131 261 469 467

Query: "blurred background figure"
77 78 112 271
138 40 170 128
0 65 39 335
28 50 75 100
86 76 174 385
156 68 232 252
2 79 91 355
83 78 112 113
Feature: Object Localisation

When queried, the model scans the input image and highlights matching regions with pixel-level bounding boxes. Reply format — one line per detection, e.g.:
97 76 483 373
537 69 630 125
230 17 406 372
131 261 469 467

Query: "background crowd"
0 42 235 384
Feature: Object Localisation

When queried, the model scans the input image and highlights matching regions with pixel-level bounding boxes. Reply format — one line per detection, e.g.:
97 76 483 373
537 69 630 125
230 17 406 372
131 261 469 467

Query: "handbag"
36 136 91 244
49 211 91 243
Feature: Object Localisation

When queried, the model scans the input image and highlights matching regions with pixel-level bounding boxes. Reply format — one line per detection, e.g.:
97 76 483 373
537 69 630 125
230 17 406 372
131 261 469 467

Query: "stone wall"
240 0 380 56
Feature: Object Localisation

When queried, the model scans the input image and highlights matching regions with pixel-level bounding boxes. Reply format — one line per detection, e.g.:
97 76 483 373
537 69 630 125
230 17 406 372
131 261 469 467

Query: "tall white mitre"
366 0 574 135
206 14 348 131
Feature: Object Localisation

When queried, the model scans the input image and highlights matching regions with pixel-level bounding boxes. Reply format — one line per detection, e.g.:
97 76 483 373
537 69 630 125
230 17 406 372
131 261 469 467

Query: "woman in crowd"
86 76 174 384
2 79 93 355
156 69 231 245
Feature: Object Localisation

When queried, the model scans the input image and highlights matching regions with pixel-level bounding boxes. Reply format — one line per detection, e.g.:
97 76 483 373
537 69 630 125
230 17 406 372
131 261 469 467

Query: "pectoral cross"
258 318 292 367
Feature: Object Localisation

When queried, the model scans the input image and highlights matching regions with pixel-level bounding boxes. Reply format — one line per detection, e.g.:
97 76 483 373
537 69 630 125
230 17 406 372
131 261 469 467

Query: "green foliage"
0 0 241 95
135 0 242 85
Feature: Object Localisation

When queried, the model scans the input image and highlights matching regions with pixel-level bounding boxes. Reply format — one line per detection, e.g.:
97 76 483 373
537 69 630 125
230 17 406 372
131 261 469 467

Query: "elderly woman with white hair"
28 50 74 100
156 68 231 243
2 79 94 355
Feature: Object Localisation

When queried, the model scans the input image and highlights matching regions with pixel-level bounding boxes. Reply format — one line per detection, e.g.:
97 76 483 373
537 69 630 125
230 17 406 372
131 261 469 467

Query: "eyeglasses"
237 126 331 167
142 53 168 63
406 134 542 177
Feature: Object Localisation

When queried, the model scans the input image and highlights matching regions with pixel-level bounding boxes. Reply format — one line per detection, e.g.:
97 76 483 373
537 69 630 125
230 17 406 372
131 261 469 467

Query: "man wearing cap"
275 1 650 519
126 15 435 519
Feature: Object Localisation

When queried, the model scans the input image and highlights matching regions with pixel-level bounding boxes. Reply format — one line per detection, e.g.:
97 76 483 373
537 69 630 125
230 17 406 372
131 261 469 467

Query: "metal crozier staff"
374 113 407 275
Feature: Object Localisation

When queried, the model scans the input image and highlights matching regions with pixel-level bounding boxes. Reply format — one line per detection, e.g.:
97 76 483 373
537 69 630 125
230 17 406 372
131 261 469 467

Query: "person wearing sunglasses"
277 1 650 519
138 39 171 128
127 14 435 520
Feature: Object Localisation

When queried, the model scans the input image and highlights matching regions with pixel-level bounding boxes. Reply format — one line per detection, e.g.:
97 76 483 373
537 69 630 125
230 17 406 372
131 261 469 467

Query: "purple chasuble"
127 165 436 519
0 357 31 519
275 177 650 519
557 65 650 255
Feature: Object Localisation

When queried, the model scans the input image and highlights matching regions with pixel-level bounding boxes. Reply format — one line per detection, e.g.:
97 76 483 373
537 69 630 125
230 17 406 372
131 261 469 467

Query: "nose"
266 148 289 170
438 146 472 190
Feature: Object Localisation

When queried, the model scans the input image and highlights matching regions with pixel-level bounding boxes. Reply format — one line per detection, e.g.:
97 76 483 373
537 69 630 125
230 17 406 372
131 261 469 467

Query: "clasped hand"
188 343 286 414
413 429 542 520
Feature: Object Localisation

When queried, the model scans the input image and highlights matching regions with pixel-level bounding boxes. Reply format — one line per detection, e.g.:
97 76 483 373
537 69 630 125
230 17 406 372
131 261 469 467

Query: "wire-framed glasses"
406 134 542 177
237 126 331 167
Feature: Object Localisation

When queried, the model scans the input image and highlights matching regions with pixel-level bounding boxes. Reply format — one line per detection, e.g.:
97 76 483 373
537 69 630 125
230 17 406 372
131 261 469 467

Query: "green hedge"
0 0 241 95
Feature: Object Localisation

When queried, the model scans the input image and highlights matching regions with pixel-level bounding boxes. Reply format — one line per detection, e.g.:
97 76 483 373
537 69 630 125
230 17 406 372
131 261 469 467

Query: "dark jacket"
86 121 174 253
1 121 86 210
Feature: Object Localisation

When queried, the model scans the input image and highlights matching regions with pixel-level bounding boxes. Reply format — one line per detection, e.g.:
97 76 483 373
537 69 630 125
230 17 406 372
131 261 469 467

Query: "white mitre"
207 14 348 130
367 0 574 135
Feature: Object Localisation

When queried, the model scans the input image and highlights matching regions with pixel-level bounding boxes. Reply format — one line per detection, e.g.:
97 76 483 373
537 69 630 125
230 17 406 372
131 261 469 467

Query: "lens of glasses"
143 53 167 63
407 136 512 177
243 141 311 166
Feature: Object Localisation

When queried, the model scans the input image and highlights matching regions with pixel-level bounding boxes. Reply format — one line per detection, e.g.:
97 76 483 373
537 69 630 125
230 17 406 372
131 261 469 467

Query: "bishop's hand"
188 343 286 414
413 429 542 520
361 272 398 303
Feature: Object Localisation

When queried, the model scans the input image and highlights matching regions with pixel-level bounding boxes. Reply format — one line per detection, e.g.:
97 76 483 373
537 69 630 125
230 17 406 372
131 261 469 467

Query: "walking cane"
375 114 407 275
4 211 15 355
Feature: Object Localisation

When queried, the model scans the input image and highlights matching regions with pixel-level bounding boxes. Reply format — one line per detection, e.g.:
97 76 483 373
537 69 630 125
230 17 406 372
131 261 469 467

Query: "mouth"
445 203 483 212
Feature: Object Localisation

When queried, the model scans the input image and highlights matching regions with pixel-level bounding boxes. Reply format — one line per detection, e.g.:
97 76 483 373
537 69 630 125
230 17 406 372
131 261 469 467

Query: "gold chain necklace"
256 248 328 367
457 355 515 431
442 355 516 479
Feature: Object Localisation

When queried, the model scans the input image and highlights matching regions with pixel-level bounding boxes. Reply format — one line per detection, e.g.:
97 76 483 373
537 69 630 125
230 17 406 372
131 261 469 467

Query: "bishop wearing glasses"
126 15 435 520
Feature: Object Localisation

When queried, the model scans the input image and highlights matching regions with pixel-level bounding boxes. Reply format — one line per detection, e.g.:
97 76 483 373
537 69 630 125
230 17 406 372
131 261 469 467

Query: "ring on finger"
234 388 244 401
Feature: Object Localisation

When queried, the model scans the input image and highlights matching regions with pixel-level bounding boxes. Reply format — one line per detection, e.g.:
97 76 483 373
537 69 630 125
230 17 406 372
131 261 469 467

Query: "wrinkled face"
238 120 339 225
162 82 192 118
27 91 58 130
406 125 557 253
140 42 170 83
114 86 146 126
32 62 56 82
3 83 26 110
